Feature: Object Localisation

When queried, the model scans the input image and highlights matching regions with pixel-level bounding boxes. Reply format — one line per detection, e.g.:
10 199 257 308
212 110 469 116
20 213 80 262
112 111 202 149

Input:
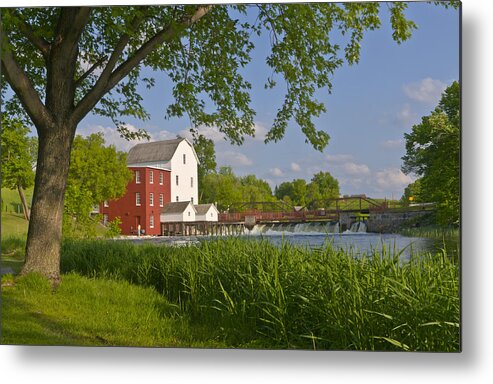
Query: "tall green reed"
61 237 459 351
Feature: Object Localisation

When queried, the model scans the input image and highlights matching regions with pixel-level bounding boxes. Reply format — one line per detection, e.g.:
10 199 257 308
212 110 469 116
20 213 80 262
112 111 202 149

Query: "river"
126 224 458 262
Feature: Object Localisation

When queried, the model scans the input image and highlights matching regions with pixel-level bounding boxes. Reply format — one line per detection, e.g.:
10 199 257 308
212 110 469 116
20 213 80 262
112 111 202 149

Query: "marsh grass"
61 238 460 351
399 226 459 241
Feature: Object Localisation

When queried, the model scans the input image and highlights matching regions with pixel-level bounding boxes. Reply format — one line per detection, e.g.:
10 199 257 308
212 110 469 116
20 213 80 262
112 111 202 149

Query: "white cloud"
269 167 284 177
343 162 371 176
324 153 370 176
290 162 301 172
178 126 226 144
381 139 404 149
252 123 268 141
78 124 176 152
217 151 253 167
176 122 267 145
402 77 447 104
397 103 419 127
375 168 413 191
151 130 176 142
326 154 354 164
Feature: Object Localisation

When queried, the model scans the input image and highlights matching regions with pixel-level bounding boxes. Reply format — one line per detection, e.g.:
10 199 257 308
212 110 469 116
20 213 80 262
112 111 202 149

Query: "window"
176 196 179 202
149 193 154 206
159 172 163 185
183 154 186 164
149 170 154 184
176 175 179 186
136 192 141 206
159 194 164 207
103 200 109 207
188 211 191 217
191 177 193 188
191 197 194 204
135 170 141 184
149 215 154 229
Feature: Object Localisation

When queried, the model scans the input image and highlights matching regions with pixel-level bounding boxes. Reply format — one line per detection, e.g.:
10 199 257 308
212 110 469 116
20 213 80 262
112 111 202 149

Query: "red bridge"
218 196 395 224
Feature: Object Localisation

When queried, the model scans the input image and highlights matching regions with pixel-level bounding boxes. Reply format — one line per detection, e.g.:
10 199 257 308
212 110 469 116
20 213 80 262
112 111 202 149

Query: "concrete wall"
339 212 354 232
367 210 433 233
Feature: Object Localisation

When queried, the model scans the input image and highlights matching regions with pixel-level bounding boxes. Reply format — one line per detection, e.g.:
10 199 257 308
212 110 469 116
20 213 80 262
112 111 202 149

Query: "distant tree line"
194 137 340 211
274 172 340 209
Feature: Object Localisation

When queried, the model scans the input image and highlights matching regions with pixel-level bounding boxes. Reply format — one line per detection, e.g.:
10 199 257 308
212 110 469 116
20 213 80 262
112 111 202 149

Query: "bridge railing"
218 209 339 223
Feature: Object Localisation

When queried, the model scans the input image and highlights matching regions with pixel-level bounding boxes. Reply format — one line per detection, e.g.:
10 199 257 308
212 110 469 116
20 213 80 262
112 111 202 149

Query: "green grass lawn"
1 272 227 348
1 187 33 215
1 212 29 238
1 213 28 275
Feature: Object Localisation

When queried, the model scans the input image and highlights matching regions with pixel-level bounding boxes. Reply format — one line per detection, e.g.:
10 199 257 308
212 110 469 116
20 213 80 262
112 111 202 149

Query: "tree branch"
0 23 53 131
46 7 92 119
52 7 92 52
74 55 108 88
71 5 213 125
80 8 150 97
9 10 51 61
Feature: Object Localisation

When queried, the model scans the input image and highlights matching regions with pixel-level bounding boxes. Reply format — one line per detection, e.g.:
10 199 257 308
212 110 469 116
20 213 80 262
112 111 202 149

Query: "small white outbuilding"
160 201 197 223
194 203 219 222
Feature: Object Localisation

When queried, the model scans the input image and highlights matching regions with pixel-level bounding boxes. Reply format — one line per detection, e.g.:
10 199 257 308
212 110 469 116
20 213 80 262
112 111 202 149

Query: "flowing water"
240 222 456 261
127 221 458 261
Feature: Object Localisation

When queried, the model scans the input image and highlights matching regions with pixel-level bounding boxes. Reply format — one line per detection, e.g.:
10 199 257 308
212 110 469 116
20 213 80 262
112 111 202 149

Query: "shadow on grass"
1 273 230 348
1 297 101 346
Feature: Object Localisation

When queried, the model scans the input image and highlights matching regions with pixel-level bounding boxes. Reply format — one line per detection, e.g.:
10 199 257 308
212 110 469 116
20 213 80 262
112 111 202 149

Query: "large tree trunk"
21 124 75 284
17 184 31 221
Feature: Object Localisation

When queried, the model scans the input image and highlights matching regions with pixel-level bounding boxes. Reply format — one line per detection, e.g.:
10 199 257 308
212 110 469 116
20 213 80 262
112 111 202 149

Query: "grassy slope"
1 272 226 348
1 187 30 241
1 213 28 274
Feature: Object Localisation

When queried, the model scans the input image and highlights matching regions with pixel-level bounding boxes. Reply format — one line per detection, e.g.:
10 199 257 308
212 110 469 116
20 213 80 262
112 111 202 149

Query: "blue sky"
79 2 460 200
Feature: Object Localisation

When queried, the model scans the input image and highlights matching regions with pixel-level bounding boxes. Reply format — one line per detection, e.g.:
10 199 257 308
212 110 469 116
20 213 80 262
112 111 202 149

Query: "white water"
245 221 365 236
245 221 343 236
241 222 441 261
347 221 367 233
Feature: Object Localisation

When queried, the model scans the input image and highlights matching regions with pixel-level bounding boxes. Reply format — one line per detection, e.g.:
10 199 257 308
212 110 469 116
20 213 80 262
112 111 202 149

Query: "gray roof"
161 201 196 215
194 203 217 215
127 138 185 165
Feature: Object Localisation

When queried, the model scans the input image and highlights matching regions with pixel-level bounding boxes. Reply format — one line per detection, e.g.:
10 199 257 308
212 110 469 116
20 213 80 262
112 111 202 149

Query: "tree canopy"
1 4 423 148
192 134 217 201
64 133 132 225
401 81 460 224
200 166 275 211
0 116 37 220
275 171 340 208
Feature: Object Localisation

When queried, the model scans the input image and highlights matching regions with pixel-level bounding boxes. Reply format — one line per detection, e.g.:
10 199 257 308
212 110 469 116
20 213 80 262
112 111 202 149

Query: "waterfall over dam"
245 221 367 235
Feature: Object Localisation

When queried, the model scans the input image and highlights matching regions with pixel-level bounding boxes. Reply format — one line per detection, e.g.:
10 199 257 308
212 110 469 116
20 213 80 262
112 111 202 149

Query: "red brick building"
100 138 199 235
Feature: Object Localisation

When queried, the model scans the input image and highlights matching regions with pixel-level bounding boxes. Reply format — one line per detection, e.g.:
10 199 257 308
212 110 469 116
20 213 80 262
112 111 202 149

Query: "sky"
75 2 460 200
